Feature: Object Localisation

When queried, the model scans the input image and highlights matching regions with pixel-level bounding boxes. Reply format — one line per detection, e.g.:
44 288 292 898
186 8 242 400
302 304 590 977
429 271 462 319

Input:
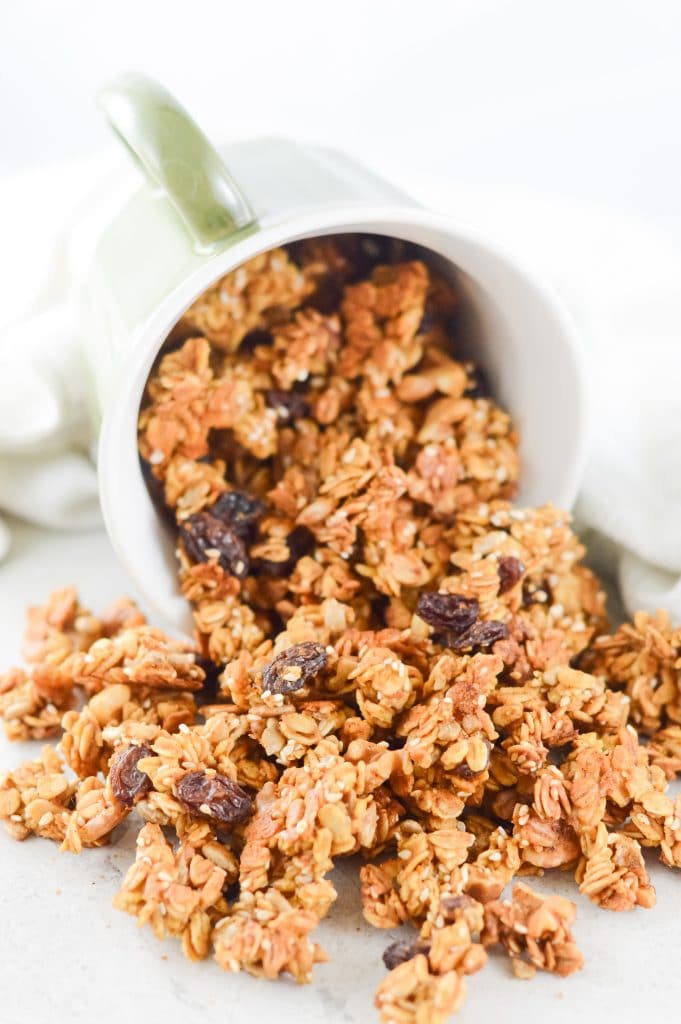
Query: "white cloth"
0 157 679 620
0 151 140 555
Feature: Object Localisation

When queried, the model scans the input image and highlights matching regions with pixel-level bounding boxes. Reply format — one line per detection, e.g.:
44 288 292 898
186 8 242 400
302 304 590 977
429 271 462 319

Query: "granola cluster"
1 235 680 1023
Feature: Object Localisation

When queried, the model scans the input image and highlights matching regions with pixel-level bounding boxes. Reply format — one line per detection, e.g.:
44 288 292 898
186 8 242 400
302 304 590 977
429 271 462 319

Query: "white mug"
85 74 587 634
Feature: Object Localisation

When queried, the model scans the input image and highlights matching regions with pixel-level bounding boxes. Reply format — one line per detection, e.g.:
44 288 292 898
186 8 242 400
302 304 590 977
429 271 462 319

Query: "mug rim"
99 201 589 632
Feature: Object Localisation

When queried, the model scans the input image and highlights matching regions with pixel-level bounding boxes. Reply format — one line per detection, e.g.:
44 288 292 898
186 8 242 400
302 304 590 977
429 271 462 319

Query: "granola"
1 234 680 1023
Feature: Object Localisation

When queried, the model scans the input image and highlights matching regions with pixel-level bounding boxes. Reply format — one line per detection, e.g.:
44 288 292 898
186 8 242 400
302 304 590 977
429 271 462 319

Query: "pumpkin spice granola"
1 234 680 1022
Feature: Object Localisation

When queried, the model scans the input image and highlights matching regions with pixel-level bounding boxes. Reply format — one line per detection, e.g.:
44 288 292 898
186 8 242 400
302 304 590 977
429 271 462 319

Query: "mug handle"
97 73 256 249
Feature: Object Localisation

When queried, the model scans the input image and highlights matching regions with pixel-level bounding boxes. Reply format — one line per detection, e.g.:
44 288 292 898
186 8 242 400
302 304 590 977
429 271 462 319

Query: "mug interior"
99 206 587 634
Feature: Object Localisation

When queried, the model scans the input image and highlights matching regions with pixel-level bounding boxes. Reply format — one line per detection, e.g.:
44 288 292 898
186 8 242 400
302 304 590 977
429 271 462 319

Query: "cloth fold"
0 155 679 619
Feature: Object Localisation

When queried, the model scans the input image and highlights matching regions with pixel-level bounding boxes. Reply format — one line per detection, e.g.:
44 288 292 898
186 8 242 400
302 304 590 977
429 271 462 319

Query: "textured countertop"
1 519 679 1024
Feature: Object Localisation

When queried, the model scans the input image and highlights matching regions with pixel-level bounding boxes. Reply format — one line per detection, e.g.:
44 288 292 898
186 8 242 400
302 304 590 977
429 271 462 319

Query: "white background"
1 3 681 1023
2 0 681 235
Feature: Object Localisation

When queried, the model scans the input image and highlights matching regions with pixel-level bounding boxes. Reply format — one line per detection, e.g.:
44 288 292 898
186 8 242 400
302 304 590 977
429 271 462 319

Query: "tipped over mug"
85 73 588 633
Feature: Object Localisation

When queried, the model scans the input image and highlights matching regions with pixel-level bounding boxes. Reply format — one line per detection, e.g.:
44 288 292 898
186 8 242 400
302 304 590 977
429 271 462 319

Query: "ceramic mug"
86 73 587 634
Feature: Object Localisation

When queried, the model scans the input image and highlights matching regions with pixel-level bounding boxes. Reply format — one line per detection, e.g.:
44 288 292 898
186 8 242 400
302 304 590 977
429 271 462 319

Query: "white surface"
0 521 680 1023
2 3 681 1022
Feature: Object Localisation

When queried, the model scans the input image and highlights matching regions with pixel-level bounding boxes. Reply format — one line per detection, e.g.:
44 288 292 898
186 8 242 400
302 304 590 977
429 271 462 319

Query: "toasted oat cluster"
1 236 680 1023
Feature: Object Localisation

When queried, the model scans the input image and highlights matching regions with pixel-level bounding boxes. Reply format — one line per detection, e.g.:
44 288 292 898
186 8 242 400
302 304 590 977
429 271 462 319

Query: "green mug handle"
97 73 256 249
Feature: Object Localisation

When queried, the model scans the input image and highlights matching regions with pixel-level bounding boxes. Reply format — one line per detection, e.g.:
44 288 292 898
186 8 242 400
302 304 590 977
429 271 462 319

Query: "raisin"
415 592 480 637
497 556 525 594
262 641 328 695
451 619 509 651
382 939 431 971
109 744 153 806
179 512 249 578
212 490 266 542
176 770 253 825
252 524 316 576
265 389 310 423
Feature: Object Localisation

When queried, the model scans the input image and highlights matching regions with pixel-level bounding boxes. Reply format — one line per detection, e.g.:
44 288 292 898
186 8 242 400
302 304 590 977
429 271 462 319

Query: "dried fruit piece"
252 525 316 576
109 744 153 806
212 490 266 542
382 939 431 971
497 556 525 595
415 592 480 637
451 620 509 651
176 770 253 825
265 389 310 422
179 512 249 578
262 641 329 695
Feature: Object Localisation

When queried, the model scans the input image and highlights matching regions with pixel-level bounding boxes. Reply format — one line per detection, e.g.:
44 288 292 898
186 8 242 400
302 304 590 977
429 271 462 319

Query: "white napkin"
0 151 139 555
1 156 679 620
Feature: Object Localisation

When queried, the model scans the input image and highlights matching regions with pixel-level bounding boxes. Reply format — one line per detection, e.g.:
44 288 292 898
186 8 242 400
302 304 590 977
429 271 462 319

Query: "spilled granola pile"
2 235 681 1023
